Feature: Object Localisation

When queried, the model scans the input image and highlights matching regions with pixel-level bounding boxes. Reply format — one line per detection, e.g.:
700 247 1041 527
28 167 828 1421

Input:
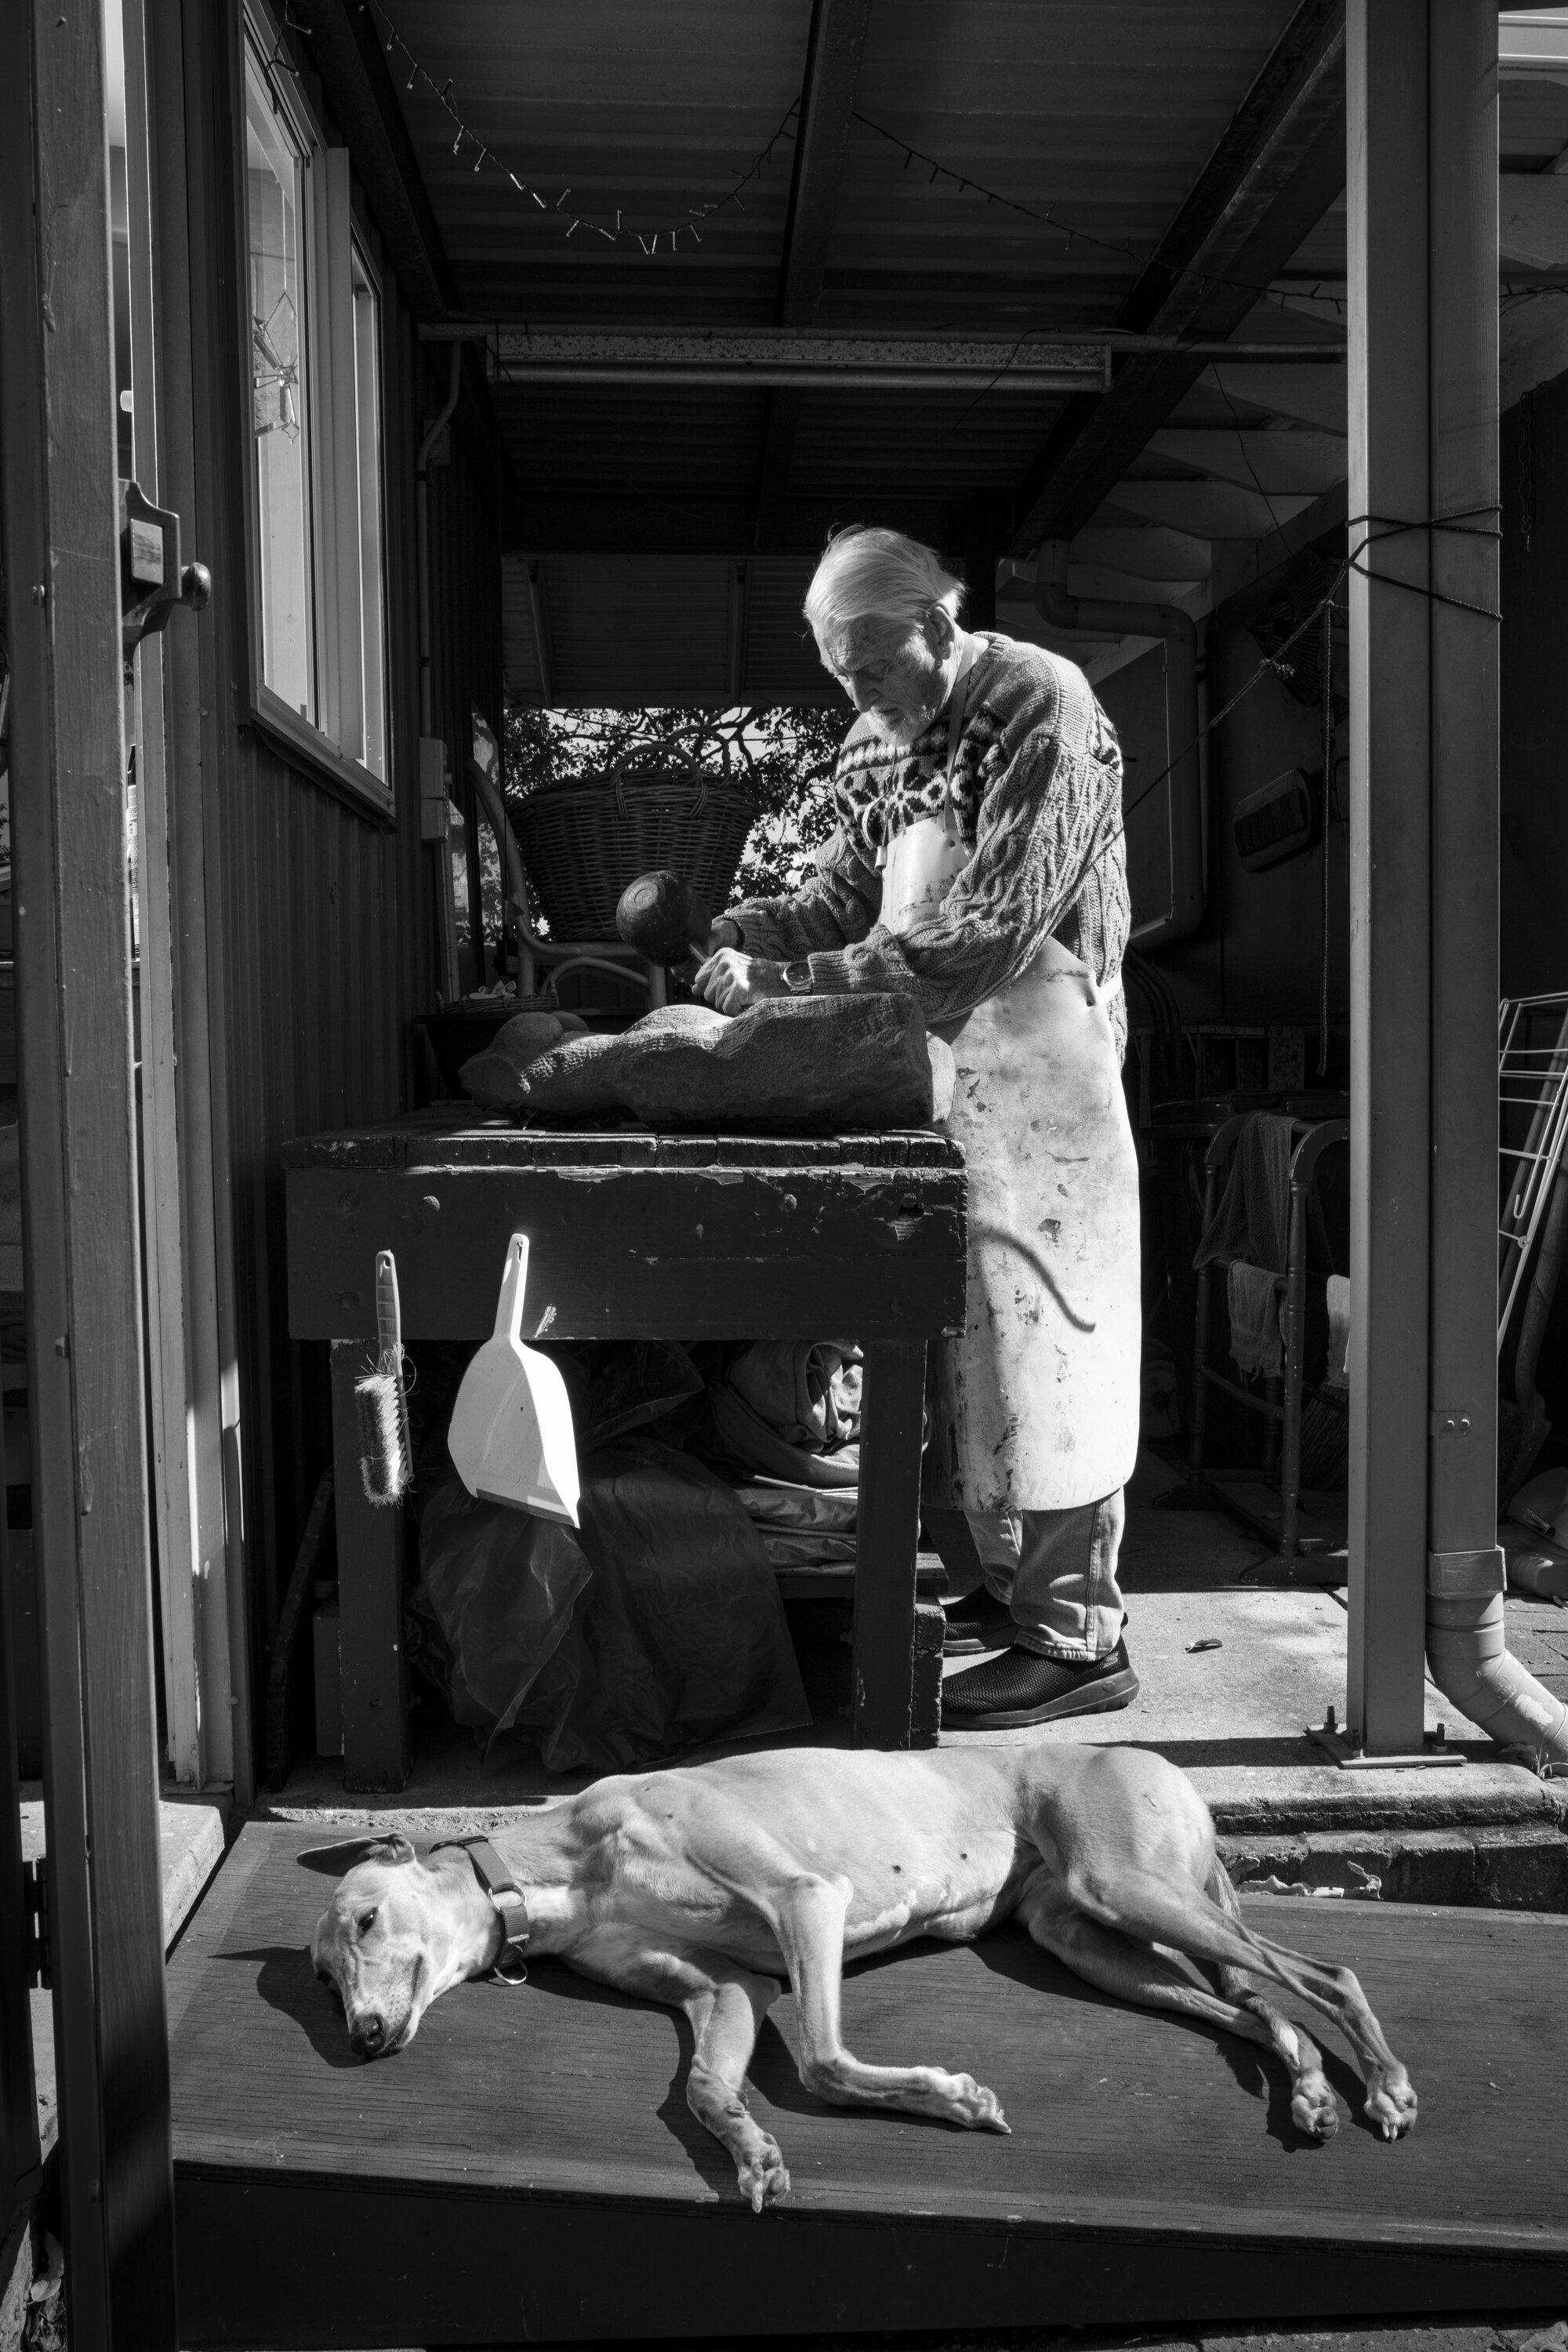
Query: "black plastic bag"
414 1439 809 1773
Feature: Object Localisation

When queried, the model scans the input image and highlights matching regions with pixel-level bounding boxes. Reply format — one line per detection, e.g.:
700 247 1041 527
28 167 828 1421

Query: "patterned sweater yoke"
728 633 1132 1054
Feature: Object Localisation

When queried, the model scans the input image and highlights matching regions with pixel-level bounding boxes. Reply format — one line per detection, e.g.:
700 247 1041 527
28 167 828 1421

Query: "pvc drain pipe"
1426 1551 1568 1764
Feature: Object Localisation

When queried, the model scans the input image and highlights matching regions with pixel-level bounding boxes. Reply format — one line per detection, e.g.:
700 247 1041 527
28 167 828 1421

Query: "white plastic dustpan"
448 1233 580 1525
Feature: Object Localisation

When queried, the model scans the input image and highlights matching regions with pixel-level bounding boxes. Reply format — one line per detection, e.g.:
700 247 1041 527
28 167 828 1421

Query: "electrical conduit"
417 343 463 742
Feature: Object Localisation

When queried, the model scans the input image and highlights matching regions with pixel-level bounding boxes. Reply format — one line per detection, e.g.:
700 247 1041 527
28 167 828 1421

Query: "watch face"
784 960 813 993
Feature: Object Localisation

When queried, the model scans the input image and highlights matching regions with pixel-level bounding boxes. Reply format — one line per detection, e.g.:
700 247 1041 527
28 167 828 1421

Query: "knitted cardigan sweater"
728 633 1131 1057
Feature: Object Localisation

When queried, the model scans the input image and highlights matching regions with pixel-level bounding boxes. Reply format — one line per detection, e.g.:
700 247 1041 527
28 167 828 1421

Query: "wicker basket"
514 739 760 942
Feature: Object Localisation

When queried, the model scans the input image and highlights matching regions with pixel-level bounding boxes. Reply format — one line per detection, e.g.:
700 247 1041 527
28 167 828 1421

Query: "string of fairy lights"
365 0 802 252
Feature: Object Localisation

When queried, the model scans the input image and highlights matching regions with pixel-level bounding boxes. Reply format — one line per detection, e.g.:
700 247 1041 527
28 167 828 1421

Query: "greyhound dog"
310 1742 1416 2211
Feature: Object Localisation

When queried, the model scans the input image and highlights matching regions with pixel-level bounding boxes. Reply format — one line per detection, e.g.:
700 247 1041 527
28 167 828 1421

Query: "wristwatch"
782 959 815 995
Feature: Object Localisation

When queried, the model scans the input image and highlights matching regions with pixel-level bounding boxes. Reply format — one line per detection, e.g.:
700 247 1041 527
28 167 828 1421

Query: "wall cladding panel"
184 33 502 1734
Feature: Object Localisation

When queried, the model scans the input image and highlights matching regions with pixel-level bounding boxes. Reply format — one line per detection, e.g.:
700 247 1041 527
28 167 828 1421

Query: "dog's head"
307 1835 495 2059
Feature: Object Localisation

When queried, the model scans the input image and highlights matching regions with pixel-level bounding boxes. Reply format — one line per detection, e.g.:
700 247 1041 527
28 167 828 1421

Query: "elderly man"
693 525 1142 1730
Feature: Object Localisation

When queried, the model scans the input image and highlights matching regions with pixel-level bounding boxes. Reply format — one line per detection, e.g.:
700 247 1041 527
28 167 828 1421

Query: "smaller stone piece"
459 1007 590 1110
470 994 937 1131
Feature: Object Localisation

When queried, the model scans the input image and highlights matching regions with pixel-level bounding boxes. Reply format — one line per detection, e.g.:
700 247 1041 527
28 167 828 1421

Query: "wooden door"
0 0 180 2340
0 1502 40 2294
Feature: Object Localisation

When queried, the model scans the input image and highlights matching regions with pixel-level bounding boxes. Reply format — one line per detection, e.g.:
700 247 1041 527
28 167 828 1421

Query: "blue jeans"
963 1490 1127 1663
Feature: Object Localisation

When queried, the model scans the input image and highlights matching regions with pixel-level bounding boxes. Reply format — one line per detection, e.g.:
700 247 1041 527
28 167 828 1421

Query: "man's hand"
691 949 789 1015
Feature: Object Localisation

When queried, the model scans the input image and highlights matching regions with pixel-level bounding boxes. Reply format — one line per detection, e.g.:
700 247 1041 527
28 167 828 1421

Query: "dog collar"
434 1837 529 1984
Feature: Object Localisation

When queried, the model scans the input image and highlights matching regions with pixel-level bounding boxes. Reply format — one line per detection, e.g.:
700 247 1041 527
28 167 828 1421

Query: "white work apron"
881 650 1142 1512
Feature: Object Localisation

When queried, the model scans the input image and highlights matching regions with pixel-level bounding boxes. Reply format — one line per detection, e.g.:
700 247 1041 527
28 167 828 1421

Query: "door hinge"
24 1855 49 1989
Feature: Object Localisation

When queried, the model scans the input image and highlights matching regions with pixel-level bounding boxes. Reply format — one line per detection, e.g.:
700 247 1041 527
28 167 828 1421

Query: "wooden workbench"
284 1112 967 1789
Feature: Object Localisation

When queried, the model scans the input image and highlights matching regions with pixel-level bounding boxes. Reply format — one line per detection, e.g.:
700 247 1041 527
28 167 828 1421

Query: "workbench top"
282 1109 963 1173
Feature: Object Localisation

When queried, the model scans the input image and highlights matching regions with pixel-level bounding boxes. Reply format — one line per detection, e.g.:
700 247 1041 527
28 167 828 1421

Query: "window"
245 55 314 720
350 243 387 781
241 14 389 805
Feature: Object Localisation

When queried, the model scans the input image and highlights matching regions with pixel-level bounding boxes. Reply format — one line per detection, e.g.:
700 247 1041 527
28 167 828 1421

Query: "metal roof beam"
754 0 873 547
1008 0 1347 555
776 0 874 327
492 331 1111 391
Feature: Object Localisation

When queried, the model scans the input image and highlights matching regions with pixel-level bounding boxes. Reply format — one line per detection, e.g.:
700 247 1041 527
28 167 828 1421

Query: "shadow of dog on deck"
220 1945 365 2071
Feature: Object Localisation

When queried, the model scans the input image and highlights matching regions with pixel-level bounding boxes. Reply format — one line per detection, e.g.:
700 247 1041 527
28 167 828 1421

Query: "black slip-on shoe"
942 1636 1139 1729
942 1597 1017 1656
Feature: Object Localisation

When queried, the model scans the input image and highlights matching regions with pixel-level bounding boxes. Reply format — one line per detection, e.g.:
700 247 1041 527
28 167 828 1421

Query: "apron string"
942 643 977 833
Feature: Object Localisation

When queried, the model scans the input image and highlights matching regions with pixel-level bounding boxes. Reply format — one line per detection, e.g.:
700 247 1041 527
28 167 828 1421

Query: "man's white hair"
804 526 966 644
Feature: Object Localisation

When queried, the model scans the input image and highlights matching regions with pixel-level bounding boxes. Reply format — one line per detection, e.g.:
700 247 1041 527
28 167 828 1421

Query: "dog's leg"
567 1927 789 2211
769 1875 1009 2132
1056 1856 1416 2139
1204 1860 1338 2140
1016 1871 1339 2142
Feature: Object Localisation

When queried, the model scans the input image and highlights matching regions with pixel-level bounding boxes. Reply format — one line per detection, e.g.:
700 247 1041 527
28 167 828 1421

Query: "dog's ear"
296 1832 417 1876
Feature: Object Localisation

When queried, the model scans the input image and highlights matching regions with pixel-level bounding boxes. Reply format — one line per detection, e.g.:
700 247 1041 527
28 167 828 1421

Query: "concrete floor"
260 1452 1567 1857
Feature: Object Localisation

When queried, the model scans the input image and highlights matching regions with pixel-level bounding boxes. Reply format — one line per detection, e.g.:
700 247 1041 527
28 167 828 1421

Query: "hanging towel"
1324 1274 1352 1390
1195 1112 1297 1276
1228 1261 1284 1379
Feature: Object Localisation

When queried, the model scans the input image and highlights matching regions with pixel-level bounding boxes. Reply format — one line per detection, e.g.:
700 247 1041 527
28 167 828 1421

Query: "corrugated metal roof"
386 0 1316 575
391 6 1548 702
503 551 834 704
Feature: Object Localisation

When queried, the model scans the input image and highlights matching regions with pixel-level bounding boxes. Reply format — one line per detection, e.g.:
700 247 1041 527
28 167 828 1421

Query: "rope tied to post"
1343 506 1503 622
1104 506 1504 858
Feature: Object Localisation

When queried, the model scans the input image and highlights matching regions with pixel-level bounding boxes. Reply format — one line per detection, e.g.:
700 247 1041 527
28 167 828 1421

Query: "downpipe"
1033 539 1203 949
416 343 463 742
1426 1560 1568 1764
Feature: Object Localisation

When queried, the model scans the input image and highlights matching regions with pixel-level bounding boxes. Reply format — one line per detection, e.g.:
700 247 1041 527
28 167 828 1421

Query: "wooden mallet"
615 869 713 970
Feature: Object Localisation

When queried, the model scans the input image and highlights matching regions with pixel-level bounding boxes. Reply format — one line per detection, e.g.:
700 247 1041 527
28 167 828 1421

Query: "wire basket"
513 737 760 942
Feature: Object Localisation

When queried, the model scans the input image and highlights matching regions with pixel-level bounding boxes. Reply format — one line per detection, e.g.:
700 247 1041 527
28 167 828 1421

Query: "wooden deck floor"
169 1824 1568 2347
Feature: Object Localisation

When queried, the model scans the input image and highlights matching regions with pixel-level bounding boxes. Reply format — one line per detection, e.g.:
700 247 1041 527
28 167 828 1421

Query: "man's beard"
863 706 927 748
863 642 949 748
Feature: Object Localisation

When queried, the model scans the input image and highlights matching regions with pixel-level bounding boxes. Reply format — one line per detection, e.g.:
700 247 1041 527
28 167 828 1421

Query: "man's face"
817 610 951 746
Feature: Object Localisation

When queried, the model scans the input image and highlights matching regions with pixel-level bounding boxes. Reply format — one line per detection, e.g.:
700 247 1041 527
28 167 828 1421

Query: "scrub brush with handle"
356 1250 412 1505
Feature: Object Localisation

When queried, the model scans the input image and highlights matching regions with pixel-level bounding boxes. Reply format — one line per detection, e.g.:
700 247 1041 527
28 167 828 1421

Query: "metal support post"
1345 2 1502 1751
1345 0 1433 1751
1425 8 1502 1625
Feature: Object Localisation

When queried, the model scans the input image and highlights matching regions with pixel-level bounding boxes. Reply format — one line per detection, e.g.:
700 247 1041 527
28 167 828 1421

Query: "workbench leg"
852 1341 941 1749
329 1341 410 1791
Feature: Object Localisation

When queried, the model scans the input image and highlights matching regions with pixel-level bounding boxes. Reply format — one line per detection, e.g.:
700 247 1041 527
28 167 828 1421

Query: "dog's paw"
1290 2078 1338 2141
1364 2073 1417 2141
739 2139 791 2212
949 2073 1011 2133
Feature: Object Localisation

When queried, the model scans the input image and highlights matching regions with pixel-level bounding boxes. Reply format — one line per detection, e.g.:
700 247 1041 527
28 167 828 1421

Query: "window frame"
237 4 393 819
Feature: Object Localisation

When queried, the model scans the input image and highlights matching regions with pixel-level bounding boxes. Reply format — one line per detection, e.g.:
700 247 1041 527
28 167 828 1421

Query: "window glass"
471 712 505 968
350 239 387 780
245 51 314 721
449 813 474 993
